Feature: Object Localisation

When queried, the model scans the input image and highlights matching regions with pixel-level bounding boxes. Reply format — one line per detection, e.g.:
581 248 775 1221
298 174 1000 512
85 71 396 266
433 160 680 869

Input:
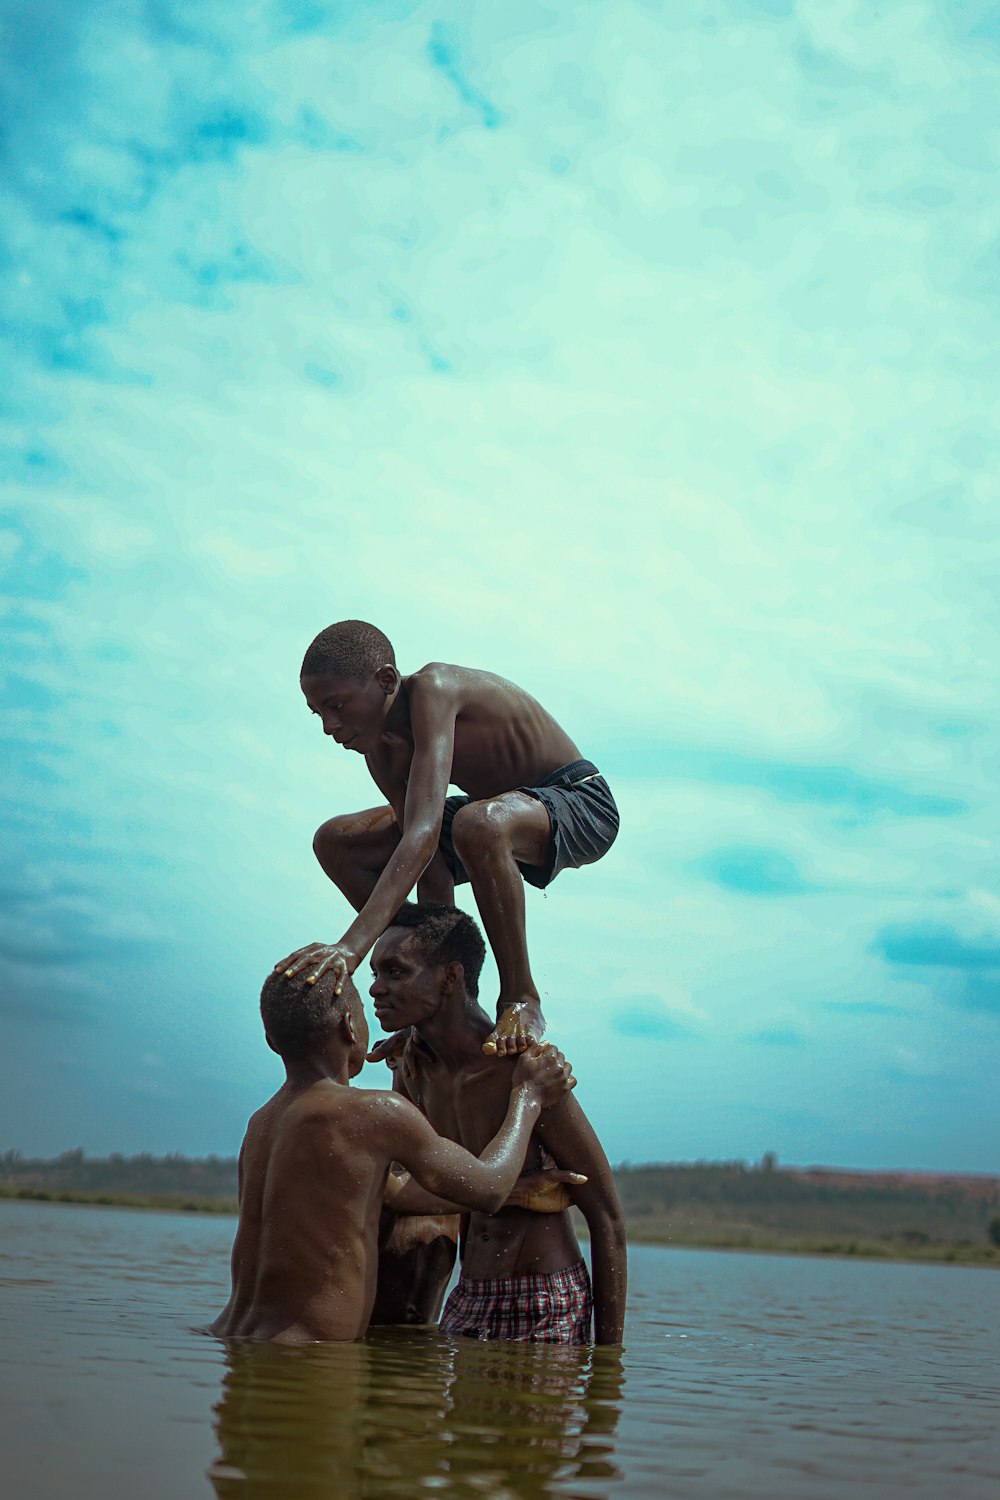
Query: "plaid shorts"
440 1260 593 1344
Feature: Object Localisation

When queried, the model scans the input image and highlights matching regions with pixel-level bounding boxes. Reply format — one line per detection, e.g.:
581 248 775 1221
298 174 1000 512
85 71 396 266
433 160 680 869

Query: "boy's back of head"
260 966 361 1060
301 621 395 681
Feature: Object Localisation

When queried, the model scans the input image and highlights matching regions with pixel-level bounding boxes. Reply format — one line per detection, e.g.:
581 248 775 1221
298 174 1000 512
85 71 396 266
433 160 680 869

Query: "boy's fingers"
367 1030 409 1065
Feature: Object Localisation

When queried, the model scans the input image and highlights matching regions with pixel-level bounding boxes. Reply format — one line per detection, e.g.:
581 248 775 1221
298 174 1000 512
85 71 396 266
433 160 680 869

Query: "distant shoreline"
4 1186 998 1267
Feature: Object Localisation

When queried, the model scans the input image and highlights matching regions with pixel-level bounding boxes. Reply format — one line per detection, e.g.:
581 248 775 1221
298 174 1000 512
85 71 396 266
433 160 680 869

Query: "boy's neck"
282 1049 351 1090
381 675 411 738
415 991 495 1067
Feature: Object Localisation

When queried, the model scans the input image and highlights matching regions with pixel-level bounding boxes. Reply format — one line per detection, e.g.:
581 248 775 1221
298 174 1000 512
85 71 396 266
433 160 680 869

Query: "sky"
2 0 999 1173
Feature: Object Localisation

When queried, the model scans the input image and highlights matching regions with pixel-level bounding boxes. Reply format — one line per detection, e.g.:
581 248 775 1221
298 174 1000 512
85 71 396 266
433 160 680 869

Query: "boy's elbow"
593 1204 628 1251
428 1170 503 1215
462 1169 507 1214
471 1184 507 1214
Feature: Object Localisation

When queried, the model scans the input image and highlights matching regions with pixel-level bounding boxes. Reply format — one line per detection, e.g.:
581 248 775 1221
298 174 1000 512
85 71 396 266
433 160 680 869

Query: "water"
1 1202 997 1499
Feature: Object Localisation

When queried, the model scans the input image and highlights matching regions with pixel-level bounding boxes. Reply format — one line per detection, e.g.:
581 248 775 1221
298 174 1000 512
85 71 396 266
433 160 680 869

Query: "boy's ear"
264 1031 280 1056
375 664 399 696
341 1006 359 1043
441 960 464 997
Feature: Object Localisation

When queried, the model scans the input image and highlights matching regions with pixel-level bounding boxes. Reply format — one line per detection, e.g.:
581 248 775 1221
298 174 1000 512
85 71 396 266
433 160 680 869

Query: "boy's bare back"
366 664 582 806
212 1082 397 1343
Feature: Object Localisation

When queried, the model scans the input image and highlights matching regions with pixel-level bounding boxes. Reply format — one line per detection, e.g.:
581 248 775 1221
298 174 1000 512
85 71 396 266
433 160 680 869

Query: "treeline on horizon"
3 1149 999 1260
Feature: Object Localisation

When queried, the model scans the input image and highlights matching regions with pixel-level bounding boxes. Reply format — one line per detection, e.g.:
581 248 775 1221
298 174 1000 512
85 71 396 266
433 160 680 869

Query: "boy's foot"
482 1002 546 1057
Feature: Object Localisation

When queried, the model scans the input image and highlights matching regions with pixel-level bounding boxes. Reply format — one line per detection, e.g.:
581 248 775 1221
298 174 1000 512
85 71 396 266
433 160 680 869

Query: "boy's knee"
450 799 509 861
313 815 351 862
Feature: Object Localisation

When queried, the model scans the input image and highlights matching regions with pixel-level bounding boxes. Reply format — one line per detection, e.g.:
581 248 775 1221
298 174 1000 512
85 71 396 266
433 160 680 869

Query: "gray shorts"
438 759 619 891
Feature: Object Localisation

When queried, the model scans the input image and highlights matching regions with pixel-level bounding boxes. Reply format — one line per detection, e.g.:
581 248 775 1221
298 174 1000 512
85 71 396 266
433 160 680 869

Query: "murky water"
1 1202 997 1499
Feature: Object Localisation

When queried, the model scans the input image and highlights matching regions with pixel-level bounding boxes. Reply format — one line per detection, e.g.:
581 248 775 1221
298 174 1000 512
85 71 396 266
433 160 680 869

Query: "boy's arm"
379 1045 575 1214
283 671 459 988
386 1165 588 1217
535 1097 627 1345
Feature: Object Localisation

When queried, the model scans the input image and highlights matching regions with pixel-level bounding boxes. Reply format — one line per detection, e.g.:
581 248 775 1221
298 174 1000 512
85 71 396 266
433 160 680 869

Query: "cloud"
959 976 1000 1015
696 845 817 897
744 1028 805 1047
819 1000 904 1017
873 923 1000 971
617 744 966 821
426 21 505 131
611 1004 693 1042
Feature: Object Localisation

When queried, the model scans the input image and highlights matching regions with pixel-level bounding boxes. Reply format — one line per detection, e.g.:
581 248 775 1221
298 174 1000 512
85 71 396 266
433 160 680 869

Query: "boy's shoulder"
406 661 463 700
407 661 515 695
406 662 525 720
274 1082 413 1154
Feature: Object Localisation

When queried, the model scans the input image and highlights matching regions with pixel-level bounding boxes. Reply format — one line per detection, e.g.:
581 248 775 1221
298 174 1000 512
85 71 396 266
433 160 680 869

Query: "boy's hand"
274 941 358 991
504 1167 588 1213
366 1028 411 1067
512 1043 576 1109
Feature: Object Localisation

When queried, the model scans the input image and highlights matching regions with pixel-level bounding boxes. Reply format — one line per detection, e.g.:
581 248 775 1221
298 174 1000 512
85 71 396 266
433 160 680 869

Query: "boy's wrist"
334 936 363 968
512 1081 543 1113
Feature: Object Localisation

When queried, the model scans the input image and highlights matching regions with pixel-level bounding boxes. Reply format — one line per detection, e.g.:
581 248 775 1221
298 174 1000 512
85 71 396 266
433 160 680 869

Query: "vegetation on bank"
0 1184 237 1214
3 1150 999 1266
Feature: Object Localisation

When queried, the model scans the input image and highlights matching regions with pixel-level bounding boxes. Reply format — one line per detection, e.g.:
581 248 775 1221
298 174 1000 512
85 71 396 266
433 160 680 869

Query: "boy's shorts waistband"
452 1259 589 1295
536 759 601 787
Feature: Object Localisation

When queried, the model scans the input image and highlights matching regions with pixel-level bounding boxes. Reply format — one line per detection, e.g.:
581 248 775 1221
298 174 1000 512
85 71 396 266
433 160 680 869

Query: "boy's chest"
372 717 524 803
415 1064 542 1165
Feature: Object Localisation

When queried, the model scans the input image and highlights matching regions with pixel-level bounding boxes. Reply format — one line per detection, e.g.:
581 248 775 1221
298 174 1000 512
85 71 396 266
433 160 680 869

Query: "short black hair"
300 621 395 681
388 902 487 998
259 966 359 1059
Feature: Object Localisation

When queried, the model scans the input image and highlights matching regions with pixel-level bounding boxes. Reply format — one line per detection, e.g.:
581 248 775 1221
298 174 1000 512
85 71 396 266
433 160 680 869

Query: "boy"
368 902 627 1344
278 620 619 1055
211 963 576 1343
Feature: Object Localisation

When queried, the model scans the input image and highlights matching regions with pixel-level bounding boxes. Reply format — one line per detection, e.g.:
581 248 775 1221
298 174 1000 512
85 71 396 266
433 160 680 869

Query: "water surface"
1 1202 997 1498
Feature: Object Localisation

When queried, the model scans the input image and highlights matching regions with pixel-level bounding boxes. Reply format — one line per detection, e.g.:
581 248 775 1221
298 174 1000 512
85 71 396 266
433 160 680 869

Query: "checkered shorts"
440 1259 593 1344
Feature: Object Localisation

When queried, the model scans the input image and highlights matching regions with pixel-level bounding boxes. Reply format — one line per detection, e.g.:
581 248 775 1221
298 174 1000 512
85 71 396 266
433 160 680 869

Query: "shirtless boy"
278 619 619 1055
211 964 576 1344
369 902 627 1345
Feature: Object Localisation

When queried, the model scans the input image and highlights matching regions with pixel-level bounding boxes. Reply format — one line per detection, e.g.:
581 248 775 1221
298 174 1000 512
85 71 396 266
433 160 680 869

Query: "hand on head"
274 941 356 991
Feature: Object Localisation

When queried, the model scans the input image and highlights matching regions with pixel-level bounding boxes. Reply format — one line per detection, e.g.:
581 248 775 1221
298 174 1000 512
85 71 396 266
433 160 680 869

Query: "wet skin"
278 660 586 1054
211 988 576 1344
369 928 628 1344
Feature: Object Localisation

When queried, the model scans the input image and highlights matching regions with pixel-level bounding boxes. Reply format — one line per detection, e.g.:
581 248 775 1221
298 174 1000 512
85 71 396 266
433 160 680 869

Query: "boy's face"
369 928 446 1033
300 670 392 755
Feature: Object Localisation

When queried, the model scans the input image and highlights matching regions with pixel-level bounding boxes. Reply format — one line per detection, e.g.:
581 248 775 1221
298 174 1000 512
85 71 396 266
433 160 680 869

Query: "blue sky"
2 0 998 1171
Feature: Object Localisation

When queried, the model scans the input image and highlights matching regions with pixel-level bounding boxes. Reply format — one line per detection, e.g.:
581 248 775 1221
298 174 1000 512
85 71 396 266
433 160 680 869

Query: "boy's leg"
417 850 455 905
450 792 552 1057
313 805 400 912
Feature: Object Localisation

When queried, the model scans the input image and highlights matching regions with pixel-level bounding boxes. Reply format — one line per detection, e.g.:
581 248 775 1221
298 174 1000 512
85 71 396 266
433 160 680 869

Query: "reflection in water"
209 1330 624 1499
